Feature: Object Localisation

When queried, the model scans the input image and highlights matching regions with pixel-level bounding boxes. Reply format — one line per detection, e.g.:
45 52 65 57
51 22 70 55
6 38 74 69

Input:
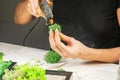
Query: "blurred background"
0 0 50 50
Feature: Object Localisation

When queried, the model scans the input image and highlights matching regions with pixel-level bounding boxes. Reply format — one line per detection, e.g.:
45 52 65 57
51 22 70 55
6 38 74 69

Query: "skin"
14 0 120 63
14 0 52 25
117 8 120 25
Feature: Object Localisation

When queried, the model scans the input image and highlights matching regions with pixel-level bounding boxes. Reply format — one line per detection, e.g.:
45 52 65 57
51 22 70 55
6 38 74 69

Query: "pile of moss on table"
0 52 13 76
2 63 46 80
44 23 62 63
0 52 4 62
0 60 13 76
0 52 17 79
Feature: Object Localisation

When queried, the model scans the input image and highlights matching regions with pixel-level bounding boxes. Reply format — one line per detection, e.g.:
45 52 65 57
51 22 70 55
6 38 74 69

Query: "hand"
46 0 53 6
27 0 53 18
49 29 90 59
27 0 43 17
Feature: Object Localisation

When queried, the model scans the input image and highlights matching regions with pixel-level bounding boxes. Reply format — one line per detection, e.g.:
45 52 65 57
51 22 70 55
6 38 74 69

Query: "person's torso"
53 0 120 48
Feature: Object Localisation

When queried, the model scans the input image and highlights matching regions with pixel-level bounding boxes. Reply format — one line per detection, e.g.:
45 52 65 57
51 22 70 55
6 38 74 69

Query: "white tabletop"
0 42 119 80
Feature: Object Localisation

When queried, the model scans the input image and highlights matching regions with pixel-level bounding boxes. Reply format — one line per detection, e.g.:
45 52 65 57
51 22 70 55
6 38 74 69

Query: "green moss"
44 50 61 63
2 63 46 80
45 23 62 64
0 60 12 76
58 68 65 72
48 23 61 32
2 69 25 80
0 52 4 62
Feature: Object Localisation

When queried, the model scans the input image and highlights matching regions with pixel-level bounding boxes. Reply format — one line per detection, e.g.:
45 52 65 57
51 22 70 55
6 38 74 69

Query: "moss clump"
0 60 12 76
45 23 62 63
58 68 65 72
0 52 4 62
44 50 61 63
2 63 46 80
48 23 61 32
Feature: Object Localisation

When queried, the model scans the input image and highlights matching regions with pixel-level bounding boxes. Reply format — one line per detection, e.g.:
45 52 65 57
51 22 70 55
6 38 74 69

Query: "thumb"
60 33 72 43
46 0 53 6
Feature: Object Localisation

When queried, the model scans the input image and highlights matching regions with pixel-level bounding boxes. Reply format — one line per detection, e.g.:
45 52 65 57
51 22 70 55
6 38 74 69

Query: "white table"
0 42 119 80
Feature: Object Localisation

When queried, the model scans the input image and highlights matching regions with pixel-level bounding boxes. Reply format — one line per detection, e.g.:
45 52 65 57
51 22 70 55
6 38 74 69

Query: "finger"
49 30 64 56
46 0 53 6
27 3 35 15
49 30 61 51
36 6 44 17
27 2 44 17
54 29 69 52
27 3 39 17
54 30 76 58
49 29 55 49
60 33 72 43
29 0 37 14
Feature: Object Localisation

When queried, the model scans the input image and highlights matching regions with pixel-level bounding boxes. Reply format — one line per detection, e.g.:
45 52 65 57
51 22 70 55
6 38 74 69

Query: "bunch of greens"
2 63 46 80
44 23 62 63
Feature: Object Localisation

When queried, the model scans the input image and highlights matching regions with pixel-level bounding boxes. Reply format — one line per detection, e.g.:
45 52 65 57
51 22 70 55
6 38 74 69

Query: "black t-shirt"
53 0 120 48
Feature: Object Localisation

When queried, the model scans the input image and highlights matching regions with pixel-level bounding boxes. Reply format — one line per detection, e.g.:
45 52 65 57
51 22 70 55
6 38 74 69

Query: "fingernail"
49 29 52 34
55 29 58 33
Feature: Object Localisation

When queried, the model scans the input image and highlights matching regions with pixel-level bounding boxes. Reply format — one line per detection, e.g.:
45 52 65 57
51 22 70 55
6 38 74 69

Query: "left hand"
27 0 53 18
49 29 90 59
27 0 44 18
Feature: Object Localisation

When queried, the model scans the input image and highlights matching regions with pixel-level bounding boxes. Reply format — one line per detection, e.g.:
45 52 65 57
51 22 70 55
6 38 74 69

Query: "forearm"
14 0 33 25
80 47 120 63
117 8 120 25
117 8 120 26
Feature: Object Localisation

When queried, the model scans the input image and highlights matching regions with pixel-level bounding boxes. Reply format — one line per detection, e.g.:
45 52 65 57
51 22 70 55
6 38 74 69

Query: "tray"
0 62 72 80
46 70 73 80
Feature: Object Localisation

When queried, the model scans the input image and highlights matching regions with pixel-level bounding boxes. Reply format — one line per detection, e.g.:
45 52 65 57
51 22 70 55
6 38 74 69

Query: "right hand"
27 0 53 18
49 29 91 59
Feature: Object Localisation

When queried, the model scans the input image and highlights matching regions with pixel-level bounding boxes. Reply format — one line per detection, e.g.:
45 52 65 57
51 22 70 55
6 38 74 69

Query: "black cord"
23 18 41 46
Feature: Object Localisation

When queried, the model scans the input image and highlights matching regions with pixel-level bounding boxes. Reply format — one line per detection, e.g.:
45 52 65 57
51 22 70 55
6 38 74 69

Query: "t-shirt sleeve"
118 0 120 8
